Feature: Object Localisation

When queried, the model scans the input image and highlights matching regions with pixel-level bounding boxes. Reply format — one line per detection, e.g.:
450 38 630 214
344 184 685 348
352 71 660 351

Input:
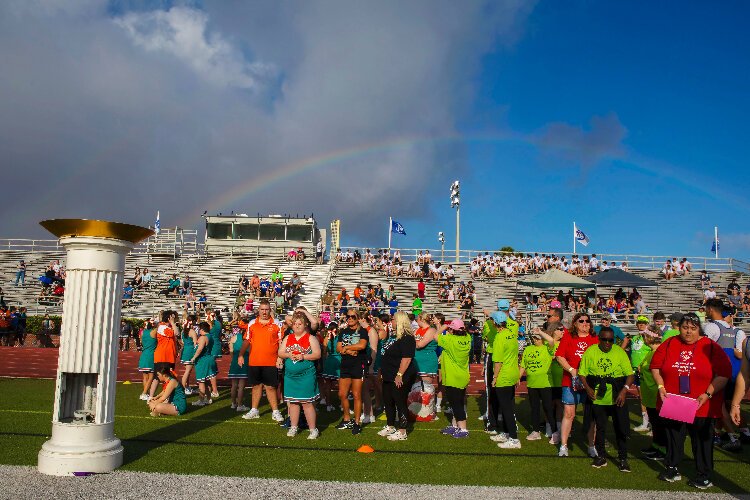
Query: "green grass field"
1 378 748 492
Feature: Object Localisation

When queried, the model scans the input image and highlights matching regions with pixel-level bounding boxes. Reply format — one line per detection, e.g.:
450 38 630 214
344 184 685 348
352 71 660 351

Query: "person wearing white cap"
438 319 472 438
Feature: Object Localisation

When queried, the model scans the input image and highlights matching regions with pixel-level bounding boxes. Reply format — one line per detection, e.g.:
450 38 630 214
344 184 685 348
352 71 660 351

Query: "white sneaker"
287 426 298 437
558 444 569 457
387 431 408 441
549 432 560 445
490 432 509 443
499 438 521 449
308 428 320 440
633 422 651 433
138 393 148 401
183 387 194 396
236 405 249 412
210 392 220 399
230 403 237 409
378 425 397 437
191 399 207 407
271 410 284 422
361 414 375 424
588 446 598 458
242 408 260 419
545 423 552 438
526 431 542 441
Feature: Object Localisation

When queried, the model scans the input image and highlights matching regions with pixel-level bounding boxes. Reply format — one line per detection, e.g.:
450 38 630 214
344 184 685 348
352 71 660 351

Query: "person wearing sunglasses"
650 313 731 489
554 312 599 458
335 310 369 435
579 326 634 471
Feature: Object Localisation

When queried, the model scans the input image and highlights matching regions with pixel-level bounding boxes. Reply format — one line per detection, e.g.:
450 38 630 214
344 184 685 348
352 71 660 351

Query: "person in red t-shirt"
554 312 599 458
650 312 731 489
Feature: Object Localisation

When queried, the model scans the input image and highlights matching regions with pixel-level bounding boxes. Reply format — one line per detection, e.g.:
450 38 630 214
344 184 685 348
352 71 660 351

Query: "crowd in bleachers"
233 268 303 316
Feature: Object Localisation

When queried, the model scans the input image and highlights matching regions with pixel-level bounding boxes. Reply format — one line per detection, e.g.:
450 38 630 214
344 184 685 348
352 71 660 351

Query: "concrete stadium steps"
1 251 321 319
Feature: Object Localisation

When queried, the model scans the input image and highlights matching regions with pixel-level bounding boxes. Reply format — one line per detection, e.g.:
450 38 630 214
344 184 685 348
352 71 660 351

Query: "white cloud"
114 6 275 90
0 1 533 242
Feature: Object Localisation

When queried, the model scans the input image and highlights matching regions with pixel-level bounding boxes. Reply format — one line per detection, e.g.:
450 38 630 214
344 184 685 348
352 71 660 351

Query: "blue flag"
391 220 406 235
155 211 161 235
711 240 719 253
575 227 590 247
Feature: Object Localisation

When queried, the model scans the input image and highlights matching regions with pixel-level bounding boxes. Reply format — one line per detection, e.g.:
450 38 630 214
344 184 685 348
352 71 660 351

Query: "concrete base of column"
38 422 123 476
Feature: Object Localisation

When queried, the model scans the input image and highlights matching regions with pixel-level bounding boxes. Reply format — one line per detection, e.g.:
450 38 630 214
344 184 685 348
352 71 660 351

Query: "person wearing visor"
579 326 634 471
650 312 731 489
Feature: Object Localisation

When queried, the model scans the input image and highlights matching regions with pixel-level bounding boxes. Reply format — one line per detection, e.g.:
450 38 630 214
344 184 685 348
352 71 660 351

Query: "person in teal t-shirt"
579 326 634 470
491 312 521 449
437 319 472 438
520 332 557 441
594 316 624 344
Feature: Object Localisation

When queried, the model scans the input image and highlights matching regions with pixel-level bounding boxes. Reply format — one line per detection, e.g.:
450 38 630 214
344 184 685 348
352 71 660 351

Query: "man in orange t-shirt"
238 299 283 421
154 310 179 372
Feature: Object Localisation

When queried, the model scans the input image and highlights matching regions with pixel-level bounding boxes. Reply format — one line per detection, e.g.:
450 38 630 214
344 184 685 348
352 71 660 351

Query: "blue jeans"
15 271 25 286
562 386 589 406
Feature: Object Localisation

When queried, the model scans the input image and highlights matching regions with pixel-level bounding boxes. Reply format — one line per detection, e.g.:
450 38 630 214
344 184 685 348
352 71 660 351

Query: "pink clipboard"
659 393 699 423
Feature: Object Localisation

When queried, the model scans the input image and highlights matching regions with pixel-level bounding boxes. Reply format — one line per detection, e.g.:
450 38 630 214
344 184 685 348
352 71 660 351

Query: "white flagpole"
388 217 392 257
573 221 577 255
714 226 719 259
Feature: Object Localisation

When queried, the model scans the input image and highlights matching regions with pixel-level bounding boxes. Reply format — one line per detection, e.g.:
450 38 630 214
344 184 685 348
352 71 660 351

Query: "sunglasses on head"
599 337 615 343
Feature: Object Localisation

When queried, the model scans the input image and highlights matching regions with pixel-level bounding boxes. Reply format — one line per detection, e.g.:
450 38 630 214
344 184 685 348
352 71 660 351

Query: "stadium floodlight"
449 180 460 262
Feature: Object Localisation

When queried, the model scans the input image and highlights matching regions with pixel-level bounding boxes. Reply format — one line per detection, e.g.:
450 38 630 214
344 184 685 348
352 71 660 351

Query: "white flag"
575 227 590 247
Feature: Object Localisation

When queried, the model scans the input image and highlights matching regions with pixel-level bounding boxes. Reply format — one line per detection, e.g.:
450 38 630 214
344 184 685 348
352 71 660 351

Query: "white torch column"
37 220 152 476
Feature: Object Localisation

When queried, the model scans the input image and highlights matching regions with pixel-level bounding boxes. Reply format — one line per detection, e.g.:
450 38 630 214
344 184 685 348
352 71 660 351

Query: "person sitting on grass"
148 367 188 417
579 326 634 472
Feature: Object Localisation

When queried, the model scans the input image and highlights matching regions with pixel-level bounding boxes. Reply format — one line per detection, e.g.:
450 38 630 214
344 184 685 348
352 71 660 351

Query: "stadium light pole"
450 181 460 263
438 231 445 262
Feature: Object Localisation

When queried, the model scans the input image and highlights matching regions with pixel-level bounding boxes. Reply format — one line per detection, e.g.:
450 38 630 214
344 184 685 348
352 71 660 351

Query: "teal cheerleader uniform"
195 334 218 382
414 327 439 376
228 334 249 379
321 336 341 379
283 333 319 403
180 328 196 365
138 328 156 372
166 377 188 414
210 320 223 359
373 338 385 374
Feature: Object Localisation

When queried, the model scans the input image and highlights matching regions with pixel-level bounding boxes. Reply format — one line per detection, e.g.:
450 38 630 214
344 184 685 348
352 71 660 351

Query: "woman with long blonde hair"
377 312 417 441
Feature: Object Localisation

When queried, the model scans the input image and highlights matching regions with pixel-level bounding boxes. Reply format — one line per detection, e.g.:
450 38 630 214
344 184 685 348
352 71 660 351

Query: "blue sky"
1 1 748 262
390 1 750 260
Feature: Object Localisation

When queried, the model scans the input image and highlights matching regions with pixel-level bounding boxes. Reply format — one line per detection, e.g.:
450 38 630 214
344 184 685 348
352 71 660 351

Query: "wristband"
568 367 574 373
704 391 712 399
396 372 403 377
657 384 664 389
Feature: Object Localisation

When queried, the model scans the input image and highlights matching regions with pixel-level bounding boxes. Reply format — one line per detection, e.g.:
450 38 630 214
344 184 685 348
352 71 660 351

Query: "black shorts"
154 362 175 374
339 361 366 380
249 366 279 387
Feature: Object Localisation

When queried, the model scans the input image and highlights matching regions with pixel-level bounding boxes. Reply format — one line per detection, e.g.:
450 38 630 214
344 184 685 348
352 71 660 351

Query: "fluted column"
37 219 152 476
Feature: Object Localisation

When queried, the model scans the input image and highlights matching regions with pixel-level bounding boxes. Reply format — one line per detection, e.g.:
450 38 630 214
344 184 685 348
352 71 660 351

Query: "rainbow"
175 131 522 228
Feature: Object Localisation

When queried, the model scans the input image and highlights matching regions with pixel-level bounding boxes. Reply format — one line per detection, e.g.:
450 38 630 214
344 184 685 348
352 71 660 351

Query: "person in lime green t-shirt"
490 311 521 449
638 332 666 459
579 326 634 469
437 319 472 438
520 332 557 442
661 312 682 341
630 316 653 433
481 312 501 432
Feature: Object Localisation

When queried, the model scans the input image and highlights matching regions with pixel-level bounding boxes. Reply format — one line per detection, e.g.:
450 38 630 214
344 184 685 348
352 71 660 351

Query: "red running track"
0 347 494 394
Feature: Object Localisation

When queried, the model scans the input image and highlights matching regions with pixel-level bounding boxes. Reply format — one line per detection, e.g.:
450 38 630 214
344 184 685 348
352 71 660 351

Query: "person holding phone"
650 313 731 489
